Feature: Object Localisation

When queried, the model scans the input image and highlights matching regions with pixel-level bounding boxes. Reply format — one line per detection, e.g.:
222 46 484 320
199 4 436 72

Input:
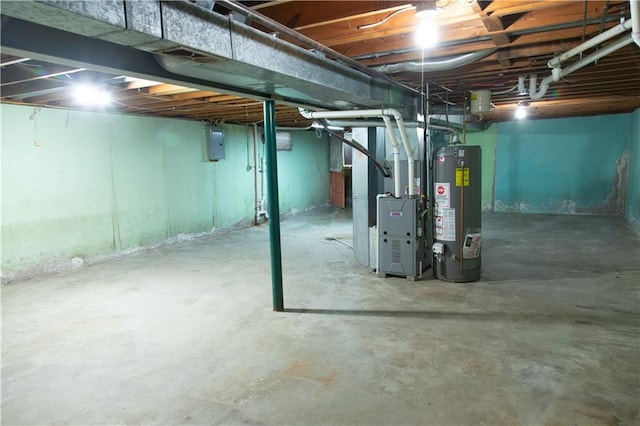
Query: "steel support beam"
0 0 419 115
0 18 266 99
263 100 284 312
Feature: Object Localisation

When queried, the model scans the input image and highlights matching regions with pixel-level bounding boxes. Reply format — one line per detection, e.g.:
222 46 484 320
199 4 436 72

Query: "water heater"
432 145 482 282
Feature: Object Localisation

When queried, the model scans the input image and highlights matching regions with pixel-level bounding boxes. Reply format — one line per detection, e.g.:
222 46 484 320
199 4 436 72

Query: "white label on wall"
441 208 456 241
434 182 450 208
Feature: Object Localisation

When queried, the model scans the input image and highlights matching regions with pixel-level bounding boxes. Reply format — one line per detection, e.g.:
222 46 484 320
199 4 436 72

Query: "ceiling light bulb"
73 84 112 107
415 21 438 49
415 1 439 19
515 105 528 120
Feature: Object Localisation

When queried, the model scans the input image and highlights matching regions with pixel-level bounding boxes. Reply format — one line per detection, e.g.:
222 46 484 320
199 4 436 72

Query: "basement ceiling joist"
1 0 639 126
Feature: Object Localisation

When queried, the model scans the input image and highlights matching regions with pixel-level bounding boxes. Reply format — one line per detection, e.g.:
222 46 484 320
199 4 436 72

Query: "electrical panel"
207 126 225 161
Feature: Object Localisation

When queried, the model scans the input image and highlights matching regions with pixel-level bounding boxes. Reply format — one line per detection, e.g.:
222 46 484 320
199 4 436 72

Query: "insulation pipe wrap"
299 108 418 197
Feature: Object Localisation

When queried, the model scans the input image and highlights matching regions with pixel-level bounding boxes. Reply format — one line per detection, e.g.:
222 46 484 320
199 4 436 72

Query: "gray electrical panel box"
377 196 430 280
207 126 225 161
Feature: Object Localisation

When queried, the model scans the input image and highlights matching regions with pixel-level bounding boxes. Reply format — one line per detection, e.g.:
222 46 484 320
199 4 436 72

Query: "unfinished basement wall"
626 108 640 234
492 113 631 214
0 104 329 282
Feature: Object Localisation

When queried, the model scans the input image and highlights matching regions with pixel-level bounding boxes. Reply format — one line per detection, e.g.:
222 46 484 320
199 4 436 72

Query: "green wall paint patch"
1 105 329 282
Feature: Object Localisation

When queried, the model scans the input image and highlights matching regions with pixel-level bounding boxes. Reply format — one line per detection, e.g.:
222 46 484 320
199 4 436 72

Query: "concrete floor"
2 208 639 425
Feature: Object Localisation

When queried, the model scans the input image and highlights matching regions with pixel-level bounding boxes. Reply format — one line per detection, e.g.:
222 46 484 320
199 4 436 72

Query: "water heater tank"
433 145 482 282
470 90 491 114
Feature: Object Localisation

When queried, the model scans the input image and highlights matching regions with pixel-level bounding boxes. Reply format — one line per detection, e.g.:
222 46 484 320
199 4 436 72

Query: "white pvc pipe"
559 34 634 78
299 107 418 197
321 119 456 134
381 115 402 196
529 34 634 100
518 75 526 94
528 74 543 99
631 0 640 47
387 109 417 197
548 19 632 68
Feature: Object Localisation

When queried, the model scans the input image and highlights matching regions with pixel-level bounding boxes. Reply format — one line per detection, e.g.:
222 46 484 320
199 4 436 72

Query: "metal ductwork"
373 49 496 74
194 1 215 10
0 0 420 114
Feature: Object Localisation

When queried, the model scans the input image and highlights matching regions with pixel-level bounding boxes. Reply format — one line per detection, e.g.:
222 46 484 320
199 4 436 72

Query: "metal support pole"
264 100 284 311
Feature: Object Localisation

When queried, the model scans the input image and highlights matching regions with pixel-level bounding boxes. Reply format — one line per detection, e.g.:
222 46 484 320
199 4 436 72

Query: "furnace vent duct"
373 49 496 74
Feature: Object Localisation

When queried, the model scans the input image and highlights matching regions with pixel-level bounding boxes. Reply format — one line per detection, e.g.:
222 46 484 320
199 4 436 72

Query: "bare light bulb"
72 84 112 107
415 20 438 49
515 105 528 120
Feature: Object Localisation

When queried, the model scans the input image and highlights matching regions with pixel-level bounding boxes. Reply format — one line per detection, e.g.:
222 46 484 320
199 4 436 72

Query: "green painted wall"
1 104 329 281
626 108 640 234
274 130 330 212
462 113 634 221
466 124 497 212
495 114 631 214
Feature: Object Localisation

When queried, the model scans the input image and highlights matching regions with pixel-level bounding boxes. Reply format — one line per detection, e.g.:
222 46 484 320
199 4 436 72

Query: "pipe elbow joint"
383 108 403 121
298 107 312 119
530 83 549 100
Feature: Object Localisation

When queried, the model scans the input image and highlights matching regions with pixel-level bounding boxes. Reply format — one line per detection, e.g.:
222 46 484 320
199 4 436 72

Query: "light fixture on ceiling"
72 84 112 107
414 1 440 49
415 0 440 19
515 102 528 120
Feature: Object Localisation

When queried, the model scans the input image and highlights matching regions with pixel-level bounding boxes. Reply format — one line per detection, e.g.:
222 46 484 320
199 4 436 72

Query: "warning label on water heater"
463 233 482 259
435 208 456 241
455 168 470 187
434 182 450 208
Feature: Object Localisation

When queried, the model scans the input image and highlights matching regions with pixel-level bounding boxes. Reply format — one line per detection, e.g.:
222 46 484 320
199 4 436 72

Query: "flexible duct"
373 49 496 74
299 108 417 197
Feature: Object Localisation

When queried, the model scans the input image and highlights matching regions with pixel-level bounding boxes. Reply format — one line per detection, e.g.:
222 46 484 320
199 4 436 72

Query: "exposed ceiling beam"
0 64 85 86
